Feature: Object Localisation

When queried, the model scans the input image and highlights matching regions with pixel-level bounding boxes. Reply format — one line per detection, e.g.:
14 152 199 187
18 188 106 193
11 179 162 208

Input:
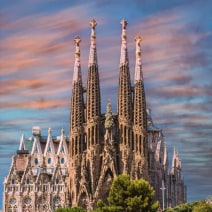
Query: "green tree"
164 200 212 212
193 201 212 212
54 206 86 212
106 174 159 212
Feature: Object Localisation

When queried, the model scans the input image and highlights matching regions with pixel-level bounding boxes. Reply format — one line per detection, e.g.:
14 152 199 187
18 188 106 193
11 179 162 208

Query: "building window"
35 146 38 153
61 146 65 153
56 178 59 184
48 146 51 152
26 179 30 184
61 158 65 164
35 158 39 165
48 158 51 164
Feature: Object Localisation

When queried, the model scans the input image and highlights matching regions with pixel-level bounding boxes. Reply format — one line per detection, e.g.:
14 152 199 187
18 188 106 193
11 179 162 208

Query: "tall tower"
132 36 149 179
85 19 102 202
117 19 133 174
69 36 85 205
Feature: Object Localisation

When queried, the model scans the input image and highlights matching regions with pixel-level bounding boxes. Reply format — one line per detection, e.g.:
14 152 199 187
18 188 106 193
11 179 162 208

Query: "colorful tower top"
120 19 129 66
134 35 143 82
73 36 81 82
89 19 98 66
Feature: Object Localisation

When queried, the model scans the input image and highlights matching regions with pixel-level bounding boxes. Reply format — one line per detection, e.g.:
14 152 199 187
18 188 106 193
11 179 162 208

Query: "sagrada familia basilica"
3 19 186 211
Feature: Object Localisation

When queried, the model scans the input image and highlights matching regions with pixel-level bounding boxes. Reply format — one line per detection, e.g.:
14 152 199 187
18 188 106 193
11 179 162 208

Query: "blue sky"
0 0 212 208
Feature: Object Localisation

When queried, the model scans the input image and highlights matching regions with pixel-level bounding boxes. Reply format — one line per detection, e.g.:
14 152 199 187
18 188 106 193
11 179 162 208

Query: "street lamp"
160 180 166 211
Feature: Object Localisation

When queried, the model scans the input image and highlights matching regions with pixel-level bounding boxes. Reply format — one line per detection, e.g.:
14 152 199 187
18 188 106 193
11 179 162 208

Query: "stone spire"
171 147 177 169
133 35 147 129
120 19 129 66
171 147 182 171
117 19 132 126
132 35 148 179
70 36 85 156
89 19 98 66
73 36 82 83
117 19 133 175
134 35 143 82
86 19 101 124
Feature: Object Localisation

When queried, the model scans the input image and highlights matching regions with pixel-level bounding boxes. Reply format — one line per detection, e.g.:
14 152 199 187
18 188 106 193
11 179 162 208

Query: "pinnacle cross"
120 19 128 29
90 19 97 28
74 36 81 45
135 35 142 43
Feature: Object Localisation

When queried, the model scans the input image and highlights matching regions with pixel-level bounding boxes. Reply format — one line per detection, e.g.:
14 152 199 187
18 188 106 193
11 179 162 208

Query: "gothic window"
48 146 51 153
48 158 51 164
9 197 16 204
61 146 65 153
35 158 38 165
56 178 59 184
53 196 61 210
23 196 32 204
26 178 30 184
35 146 38 153
8 197 17 212
11 179 15 184
61 158 65 164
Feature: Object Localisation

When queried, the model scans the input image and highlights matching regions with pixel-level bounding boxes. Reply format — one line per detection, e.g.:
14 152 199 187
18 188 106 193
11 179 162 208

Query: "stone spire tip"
48 128 52 134
135 35 142 42
90 19 97 28
120 19 128 28
74 36 81 45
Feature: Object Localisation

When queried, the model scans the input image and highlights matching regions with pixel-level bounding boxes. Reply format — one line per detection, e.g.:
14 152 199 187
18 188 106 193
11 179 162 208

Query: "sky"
0 0 212 208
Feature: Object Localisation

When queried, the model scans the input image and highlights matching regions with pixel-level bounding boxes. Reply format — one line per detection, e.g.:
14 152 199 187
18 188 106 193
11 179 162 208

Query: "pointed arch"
77 187 90 208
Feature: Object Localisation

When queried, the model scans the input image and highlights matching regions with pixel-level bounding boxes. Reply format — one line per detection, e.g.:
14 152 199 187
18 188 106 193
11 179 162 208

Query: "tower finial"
134 35 143 82
73 36 81 82
121 19 128 30
48 128 52 134
89 19 98 65
74 36 81 45
90 19 97 28
120 19 128 66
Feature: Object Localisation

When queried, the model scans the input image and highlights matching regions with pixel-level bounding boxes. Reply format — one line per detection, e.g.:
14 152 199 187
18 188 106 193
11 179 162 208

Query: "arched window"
61 146 64 153
35 158 39 165
61 158 65 164
48 158 51 164
48 146 51 152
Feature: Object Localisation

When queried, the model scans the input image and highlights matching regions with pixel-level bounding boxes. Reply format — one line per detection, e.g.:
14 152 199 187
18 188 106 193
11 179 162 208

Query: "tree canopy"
164 200 212 212
93 174 159 212
54 206 86 212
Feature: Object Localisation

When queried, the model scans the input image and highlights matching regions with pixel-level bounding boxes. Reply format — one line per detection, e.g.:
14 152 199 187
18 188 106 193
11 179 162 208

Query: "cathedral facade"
3 19 186 211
